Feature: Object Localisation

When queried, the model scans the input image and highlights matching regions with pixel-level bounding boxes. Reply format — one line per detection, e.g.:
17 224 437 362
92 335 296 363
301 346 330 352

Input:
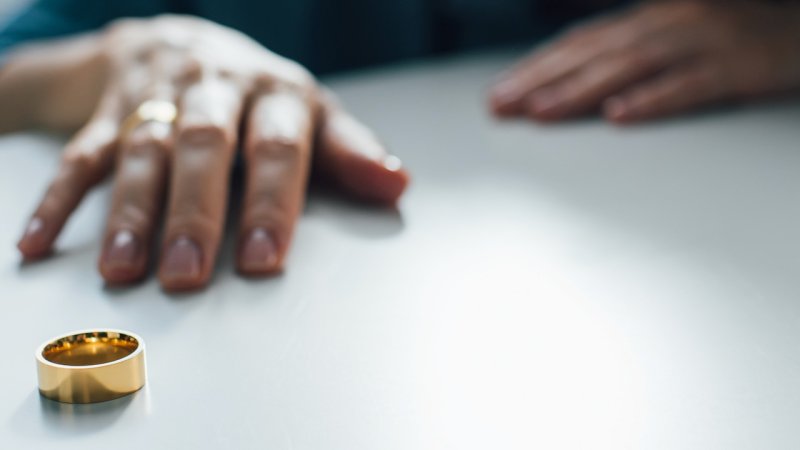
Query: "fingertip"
17 243 52 262
236 227 283 276
603 97 629 122
332 157 411 206
17 217 53 261
98 230 146 285
100 268 146 285
382 160 411 203
603 97 650 125
382 155 412 195
158 235 207 292
524 89 567 122
317 107 411 204
346 155 411 205
488 82 524 117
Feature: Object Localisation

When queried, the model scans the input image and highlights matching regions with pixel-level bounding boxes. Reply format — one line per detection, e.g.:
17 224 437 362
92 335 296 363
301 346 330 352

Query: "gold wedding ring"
121 99 178 136
36 330 146 404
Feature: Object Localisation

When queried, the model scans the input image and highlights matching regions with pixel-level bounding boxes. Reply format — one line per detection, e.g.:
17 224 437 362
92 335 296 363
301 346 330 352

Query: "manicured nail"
240 228 278 273
382 155 403 172
161 236 202 280
103 230 139 267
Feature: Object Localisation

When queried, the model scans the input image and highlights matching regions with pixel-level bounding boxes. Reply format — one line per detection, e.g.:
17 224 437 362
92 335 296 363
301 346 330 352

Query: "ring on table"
121 99 178 136
36 329 147 404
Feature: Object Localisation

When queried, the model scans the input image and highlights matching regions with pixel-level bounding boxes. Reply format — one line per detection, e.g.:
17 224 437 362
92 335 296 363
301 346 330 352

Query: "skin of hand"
9 15 410 292
488 0 800 123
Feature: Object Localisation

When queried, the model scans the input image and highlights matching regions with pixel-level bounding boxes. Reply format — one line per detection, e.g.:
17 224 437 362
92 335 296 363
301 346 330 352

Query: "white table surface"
1 51 800 450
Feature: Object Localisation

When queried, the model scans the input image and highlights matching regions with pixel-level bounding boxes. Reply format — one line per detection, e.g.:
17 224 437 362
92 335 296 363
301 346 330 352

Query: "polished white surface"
1 52 800 449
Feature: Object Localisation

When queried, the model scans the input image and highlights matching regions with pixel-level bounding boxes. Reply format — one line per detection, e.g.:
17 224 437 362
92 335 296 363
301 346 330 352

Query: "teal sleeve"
0 0 177 63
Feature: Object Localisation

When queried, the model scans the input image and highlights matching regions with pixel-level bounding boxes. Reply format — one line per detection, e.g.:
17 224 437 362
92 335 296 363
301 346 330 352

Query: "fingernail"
382 155 403 172
21 217 45 241
529 89 562 114
18 217 48 257
604 97 628 120
240 228 279 273
161 236 202 280
103 230 139 267
489 79 520 104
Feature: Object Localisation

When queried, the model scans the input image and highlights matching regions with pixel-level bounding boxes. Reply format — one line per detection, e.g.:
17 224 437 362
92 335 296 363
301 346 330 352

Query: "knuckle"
252 73 274 92
40 191 73 213
126 138 168 155
275 57 315 85
292 67 316 91
244 195 295 229
176 58 203 84
42 174 85 209
217 67 237 81
125 124 172 154
123 140 170 161
247 137 305 161
166 208 222 241
107 204 154 233
253 59 316 94
176 123 232 149
43 181 72 203
61 151 99 174
254 75 313 99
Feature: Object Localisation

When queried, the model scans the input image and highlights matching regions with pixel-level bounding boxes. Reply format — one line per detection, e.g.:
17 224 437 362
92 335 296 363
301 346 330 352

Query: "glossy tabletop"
1 51 800 449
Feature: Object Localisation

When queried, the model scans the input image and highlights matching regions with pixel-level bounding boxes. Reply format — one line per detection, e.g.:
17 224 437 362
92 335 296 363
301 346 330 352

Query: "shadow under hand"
305 185 406 239
230 163 406 240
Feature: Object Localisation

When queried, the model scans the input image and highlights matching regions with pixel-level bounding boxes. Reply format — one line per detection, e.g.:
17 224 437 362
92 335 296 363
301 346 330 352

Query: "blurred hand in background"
489 0 800 123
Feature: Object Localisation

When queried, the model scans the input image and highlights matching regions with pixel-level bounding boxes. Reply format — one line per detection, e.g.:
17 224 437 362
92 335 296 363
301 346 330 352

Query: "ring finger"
98 108 173 284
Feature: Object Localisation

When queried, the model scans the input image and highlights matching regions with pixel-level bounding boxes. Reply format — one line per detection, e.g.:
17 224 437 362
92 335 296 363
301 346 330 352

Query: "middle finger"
158 75 243 291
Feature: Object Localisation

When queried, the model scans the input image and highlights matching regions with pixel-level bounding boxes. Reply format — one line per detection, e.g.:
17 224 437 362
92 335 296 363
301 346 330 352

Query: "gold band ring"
121 99 178 136
36 329 147 404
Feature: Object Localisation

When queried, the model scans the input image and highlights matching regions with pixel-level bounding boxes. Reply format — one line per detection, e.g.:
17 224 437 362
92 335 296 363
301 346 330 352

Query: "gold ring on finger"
121 99 178 137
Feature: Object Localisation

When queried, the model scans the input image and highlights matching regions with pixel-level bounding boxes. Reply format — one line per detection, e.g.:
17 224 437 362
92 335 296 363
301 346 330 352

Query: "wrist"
33 34 109 131
0 33 108 133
